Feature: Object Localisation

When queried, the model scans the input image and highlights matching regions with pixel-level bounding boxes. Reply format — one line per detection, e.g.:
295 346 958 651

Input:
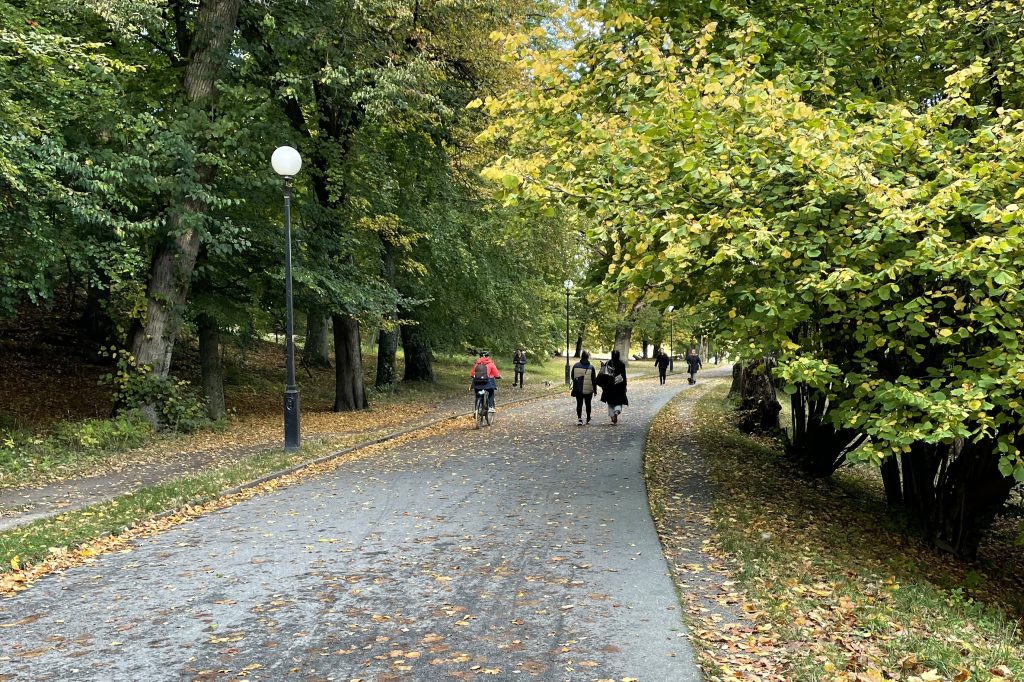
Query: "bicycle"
474 388 493 429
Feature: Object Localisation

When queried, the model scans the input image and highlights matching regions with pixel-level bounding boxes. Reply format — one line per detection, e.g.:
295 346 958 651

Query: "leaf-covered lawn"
647 381 1024 681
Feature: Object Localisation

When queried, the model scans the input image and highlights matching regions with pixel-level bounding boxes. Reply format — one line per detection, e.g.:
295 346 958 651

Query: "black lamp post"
667 305 675 373
563 279 573 385
272 146 303 453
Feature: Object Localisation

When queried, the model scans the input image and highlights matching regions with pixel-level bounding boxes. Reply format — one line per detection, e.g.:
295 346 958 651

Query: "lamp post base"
284 389 301 452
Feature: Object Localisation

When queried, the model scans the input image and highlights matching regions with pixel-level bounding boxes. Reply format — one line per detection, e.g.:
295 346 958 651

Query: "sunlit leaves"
477 2 1024 476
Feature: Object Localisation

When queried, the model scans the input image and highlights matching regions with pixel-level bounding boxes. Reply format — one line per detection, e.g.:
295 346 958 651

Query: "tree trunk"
880 456 902 506
931 440 1015 557
613 326 632 360
126 0 241 384
375 238 398 388
736 357 781 434
303 313 331 368
400 312 434 382
784 383 864 477
896 440 1014 558
640 334 649 359
333 313 367 411
901 444 941 524
376 328 399 387
728 362 743 399
573 334 583 359
198 313 225 420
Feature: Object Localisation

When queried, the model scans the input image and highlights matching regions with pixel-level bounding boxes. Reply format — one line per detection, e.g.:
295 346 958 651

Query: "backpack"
474 362 489 382
601 361 615 378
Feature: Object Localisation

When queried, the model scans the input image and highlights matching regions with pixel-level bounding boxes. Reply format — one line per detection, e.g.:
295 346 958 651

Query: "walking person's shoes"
577 418 584 426
586 417 591 424
612 413 618 424
489 407 496 412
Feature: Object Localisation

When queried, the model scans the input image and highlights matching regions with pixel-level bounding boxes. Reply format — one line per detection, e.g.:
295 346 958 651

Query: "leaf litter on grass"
645 380 1024 682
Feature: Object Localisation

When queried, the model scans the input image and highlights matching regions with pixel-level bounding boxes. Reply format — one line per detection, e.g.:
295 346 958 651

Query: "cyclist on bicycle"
470 351 501 412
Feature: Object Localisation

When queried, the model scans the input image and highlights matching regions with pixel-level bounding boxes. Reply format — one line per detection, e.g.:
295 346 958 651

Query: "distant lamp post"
272 146 303 453
667 305 675 372
564 279 573 385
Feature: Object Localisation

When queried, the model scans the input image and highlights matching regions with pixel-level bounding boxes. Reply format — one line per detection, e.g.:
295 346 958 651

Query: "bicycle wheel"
484 409 492 427
475 396 484 429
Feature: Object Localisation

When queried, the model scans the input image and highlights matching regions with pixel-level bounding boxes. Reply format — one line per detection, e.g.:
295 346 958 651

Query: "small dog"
542 380 552 388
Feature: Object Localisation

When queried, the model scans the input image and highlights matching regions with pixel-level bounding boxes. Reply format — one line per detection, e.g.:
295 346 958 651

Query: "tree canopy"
477 0 1024 555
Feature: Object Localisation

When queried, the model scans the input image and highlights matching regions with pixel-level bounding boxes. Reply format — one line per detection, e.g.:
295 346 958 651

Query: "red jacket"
470 357 501 383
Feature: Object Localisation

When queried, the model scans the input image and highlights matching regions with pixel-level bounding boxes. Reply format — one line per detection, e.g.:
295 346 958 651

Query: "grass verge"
647 380 1024 681
0 410 471 595
1 448 305 578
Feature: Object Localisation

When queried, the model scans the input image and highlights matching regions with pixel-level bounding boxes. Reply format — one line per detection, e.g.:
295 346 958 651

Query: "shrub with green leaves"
102 348 207 433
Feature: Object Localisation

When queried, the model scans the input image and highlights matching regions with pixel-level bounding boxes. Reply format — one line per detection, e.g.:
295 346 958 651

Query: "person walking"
685 347 702 385
512 347 527 388
599 349 629 424
655 349 670 385
570 350 598 425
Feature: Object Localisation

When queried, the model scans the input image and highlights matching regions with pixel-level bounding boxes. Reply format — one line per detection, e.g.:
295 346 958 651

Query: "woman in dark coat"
655 350 670 385
599 349 629 424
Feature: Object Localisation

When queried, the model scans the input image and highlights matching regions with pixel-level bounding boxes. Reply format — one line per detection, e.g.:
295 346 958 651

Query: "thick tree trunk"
573 334 583 359
198 313 225 420
613 326 632 360
303 313 331 368
376 328 399 387
333 313 367 411
400 313 434 382
640 334 649 359
128 233 204 378
126 0 241 384
736 357 781 435
728 362 743 399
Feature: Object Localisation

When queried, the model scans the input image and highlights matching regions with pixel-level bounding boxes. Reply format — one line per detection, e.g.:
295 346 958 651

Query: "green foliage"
480 3 1024 460
102 348 207 432
0 410 153 487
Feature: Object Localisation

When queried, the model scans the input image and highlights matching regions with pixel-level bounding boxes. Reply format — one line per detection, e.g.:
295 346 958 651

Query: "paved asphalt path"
1 374 708 682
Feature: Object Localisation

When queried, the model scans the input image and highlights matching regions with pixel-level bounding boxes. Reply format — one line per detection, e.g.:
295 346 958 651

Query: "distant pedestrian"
513 348 527 388
599 349 629 424
685 348 702 385
570 350 598 425
655 349 670 385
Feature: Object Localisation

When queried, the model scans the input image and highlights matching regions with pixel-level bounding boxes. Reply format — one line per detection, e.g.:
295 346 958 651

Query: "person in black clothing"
570 350 598 425
655 349 670 385
599 349 629 424
685 348 702 385
512 348 526 387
